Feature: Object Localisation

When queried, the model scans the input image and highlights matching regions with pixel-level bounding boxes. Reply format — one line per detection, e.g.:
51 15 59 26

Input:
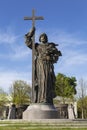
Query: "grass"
0 126 87 130
0 120 87 130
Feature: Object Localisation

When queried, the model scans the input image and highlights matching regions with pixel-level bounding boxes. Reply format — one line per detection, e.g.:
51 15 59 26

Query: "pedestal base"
23 103 58 119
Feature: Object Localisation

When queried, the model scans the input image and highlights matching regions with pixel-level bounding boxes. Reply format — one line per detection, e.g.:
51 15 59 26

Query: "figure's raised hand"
29 26 36 37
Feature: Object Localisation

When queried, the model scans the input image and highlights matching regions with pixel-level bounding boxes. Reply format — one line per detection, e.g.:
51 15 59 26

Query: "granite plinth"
23 103 58 119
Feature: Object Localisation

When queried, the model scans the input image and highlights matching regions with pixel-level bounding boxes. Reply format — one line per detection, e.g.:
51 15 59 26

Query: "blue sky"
0 0 87 92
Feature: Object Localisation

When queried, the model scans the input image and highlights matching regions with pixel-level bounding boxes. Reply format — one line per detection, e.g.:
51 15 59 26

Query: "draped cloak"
25 37 61 104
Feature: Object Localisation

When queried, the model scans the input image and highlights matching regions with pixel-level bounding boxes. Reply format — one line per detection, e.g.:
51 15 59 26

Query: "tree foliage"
77 78 87 119
77 96 87 119
10 80 31 106
55 73 77 103
0 87 8 106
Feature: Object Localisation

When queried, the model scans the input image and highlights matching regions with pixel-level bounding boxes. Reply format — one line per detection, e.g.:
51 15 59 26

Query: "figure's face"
40 35 46 43
40 34 48 43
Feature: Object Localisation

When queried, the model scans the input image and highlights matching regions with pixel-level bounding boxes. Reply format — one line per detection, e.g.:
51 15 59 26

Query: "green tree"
55 73 77 103
77 78 87 119
0 87 8 106
10 80 31 106
0 87 8 119
77 96 87 119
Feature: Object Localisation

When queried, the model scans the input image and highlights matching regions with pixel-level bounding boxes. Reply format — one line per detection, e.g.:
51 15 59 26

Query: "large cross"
24 9 44 102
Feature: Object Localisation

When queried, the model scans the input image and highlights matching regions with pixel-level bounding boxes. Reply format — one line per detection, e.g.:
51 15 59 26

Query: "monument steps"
0 119 87 128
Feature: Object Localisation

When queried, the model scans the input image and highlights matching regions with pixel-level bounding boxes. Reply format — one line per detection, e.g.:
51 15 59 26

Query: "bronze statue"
25 27 62 104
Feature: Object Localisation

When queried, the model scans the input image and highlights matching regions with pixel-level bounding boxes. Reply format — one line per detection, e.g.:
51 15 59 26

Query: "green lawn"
0 120 87 130
0 127 87 130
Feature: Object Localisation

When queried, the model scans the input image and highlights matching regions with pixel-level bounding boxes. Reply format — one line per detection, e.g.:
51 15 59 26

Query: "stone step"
0 119 87 128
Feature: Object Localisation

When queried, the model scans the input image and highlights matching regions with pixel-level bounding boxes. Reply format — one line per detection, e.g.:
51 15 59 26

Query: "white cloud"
0 70 32 93
0 29 31 60
0 31 17 44
9 45 31 60
48 29 87 48
55 50 87 75
62 50 87 66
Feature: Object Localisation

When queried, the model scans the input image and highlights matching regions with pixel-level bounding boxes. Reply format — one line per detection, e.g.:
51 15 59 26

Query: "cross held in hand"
24 9 44 102
24 9 44 27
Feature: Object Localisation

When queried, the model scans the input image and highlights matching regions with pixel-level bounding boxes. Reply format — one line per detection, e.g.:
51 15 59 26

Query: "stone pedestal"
23 103 58 119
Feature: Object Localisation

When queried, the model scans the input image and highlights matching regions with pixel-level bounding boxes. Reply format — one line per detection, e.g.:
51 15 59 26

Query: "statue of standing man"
25 27 62 104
